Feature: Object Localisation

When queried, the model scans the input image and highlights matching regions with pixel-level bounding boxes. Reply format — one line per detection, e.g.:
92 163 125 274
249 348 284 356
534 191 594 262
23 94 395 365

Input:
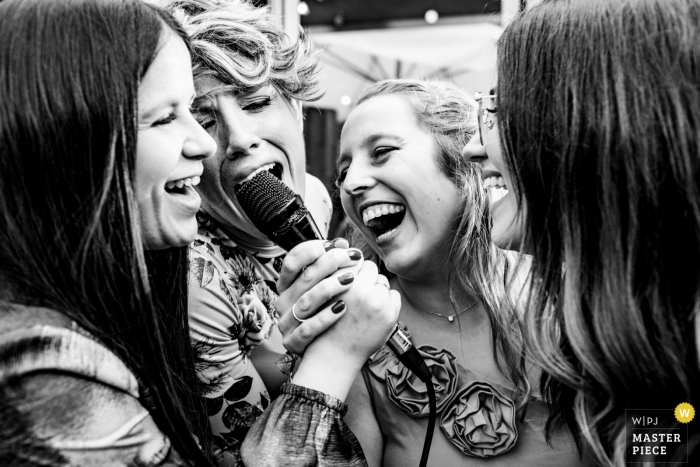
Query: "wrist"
291 350 365 401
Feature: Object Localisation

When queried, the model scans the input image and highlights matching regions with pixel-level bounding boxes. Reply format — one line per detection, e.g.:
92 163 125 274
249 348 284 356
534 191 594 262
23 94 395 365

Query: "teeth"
242 163 276 183
361 203 405 225
488 186 509 204
483 175 507 190
377 228 397 240
166 175 202 191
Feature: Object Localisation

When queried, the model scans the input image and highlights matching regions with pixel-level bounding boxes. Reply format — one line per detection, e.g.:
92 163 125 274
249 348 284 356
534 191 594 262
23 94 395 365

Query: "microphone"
235 170 435 467
235 169 323 251
234 169 427 366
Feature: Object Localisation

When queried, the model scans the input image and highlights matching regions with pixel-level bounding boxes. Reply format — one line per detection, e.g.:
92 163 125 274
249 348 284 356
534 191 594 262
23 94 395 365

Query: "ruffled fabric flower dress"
362 324 587 466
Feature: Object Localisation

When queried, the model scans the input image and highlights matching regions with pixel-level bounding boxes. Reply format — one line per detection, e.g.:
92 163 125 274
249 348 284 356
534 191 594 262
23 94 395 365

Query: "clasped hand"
274 239 401 389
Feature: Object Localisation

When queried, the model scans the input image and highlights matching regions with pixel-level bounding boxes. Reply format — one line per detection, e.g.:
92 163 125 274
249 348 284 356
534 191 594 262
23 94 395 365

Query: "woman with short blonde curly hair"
170 0 322 102
168 0 340 463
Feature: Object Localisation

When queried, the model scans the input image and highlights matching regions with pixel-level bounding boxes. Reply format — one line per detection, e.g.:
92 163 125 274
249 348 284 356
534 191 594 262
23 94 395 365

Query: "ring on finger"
292 302 307 323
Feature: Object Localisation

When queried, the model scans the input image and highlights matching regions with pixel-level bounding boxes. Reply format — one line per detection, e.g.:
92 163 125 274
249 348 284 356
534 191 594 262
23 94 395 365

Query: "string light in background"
333 10 345 27
297 1 310 16
424 9 439 24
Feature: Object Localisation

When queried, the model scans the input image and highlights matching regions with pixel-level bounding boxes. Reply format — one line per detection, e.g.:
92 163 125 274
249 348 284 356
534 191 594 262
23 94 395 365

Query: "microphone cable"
386 327 436 467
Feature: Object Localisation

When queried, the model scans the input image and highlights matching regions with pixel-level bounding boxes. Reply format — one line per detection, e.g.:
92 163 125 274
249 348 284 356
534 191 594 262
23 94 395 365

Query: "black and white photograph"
0 0 698 465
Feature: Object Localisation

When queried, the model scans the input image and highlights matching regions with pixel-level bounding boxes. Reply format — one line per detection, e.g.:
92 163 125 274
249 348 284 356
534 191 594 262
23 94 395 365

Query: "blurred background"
295 0 506 195
150 0 542 236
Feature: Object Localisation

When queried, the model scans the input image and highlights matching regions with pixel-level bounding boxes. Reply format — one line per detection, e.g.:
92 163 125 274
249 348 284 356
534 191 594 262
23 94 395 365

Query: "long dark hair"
498 0 700 464
0 0 211 464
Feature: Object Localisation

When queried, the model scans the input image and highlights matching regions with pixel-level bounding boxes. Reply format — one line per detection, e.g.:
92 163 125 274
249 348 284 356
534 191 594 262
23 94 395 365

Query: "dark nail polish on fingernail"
348 249 362 260
331 301 346 314
338 272 354 285
323 240 336 251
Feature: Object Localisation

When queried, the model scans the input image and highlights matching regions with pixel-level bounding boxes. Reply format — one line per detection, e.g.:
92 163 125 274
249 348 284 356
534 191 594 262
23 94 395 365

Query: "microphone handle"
387 326 435 467
261 194 324 251
270 213 324 252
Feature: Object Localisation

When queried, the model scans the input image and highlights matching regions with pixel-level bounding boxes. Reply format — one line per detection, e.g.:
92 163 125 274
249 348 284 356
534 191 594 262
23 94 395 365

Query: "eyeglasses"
474 91 497 146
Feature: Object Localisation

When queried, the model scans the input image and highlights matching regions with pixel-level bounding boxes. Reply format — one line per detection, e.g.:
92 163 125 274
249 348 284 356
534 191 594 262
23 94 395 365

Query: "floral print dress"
188 174 332 466
188 213 291 466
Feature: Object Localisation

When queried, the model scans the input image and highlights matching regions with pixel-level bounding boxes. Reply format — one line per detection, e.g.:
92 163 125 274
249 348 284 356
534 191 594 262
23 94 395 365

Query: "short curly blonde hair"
168 0 323 102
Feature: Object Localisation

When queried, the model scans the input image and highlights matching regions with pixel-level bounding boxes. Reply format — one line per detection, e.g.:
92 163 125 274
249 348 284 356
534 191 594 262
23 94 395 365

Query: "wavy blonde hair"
344 79 528 399
169 0 322 102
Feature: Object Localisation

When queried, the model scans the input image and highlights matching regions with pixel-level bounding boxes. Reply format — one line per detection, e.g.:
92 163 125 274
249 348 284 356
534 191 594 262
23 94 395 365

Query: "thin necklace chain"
401 286 507 388
402 288 478 323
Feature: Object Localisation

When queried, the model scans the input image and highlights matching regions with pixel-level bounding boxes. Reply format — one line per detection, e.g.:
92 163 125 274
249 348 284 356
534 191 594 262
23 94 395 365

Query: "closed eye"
153 113 176 127
372 146 397 159
241 96 272 113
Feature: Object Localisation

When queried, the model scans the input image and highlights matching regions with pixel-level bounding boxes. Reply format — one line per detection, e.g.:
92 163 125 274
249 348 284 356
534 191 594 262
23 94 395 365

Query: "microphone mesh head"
235 170 297 231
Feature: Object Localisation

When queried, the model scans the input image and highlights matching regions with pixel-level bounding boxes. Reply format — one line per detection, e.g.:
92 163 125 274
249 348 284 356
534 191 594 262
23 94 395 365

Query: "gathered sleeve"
0 320 185 466
240 383 368 467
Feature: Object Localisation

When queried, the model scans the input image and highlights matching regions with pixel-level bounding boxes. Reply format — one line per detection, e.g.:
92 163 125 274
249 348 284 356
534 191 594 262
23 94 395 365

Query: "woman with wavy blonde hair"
336 79 586 466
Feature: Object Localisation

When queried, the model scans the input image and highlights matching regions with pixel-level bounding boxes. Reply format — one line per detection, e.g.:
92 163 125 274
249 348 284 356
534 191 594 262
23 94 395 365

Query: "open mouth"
165 175 201 195
362 203 406 239
483 175 508 204
239 162 283 187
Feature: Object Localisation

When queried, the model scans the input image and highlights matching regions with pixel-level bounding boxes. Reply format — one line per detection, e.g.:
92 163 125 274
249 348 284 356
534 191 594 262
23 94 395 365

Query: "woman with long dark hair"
464 0 700 464
0 0 217 464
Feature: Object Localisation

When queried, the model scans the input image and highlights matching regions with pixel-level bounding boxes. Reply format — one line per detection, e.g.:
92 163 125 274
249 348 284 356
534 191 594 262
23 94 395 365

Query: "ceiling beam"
298 0 500 30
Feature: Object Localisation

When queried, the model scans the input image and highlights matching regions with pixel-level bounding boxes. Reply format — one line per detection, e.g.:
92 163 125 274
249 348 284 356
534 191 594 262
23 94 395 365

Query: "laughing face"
338 94 461 278
462 91 524 251
136 32 216 250
191 76 306 234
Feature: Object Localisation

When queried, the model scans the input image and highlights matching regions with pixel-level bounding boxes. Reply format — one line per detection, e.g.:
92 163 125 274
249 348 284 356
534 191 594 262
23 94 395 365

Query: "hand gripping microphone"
235 170 435 467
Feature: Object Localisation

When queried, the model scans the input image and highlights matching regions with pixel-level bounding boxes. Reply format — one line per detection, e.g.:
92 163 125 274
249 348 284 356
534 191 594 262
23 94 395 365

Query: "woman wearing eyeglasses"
464 0 700 465
467 90 524 252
